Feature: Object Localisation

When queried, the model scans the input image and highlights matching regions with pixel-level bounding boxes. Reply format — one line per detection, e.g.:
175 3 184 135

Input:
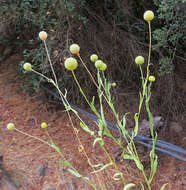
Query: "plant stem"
43 40 58 85
72 70 91 106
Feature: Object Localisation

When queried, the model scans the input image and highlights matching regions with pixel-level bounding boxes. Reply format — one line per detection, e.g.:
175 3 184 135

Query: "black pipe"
41 85 186 162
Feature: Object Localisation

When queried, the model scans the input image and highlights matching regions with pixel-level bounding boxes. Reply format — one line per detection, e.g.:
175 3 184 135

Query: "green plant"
6 10 168 190
153 0 186 76
0 0 88 93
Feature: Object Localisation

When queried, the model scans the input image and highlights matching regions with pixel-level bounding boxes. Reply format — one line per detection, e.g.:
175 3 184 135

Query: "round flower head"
135 56 144 65
64 57 78 71
111 82 117 87
99 63 107 71
70 44 80 54
23 62 32 71
39 31 48 40
95 60 103 69
143 11 154 21
90 54 98 62
41 122 48 129
7 123 15 130
149 75 156 82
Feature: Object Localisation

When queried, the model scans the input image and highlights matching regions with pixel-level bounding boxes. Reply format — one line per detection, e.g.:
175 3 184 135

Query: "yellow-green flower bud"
135 56 144 65
90 54 98 62
39 31 48 40
23 62 32 71
69 44 80 54
41 122 48 129
111 82 117 87
149 75 156 82
64 57 78 71
143 11 154 21
7 123 15 130
99 63 107 71
95 60 103 69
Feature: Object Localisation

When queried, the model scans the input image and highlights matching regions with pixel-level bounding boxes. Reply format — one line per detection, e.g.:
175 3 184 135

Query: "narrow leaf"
123 183 136 190
113 173 122 181
57 161 70 167
91 162 113 173
133 113 139 136
50 141 61 154
80 122 94 136
67 168 82 178
122 152 135 160
160 183 168 190
140 182 145 190
93 138 103 147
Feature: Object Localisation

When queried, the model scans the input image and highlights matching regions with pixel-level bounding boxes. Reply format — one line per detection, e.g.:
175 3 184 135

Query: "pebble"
37 165 46 177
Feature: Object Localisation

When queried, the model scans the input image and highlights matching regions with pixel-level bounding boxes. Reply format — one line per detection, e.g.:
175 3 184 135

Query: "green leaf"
149 153 158 183
57 161 70 167
121 112 130 139
133 113 139 136
134 159 143 171
50 141 61 154
123 183 136 190
103 126 112 138
67 168 82 178
90 97 100 118
160 183 168 190
140 182 145 190
113 172 122 181
122 152 135 160
93 138 104 147
80 122 94 136
82 176 90 181
91 162 113 173
98 119 104 132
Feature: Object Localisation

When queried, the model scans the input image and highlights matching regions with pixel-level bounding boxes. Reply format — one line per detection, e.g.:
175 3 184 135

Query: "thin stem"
15 128 51 147
15 128 97 189
142 21 152 98
72 70 91 106
77 54 110 104
77 53 99 89
44 40 58 85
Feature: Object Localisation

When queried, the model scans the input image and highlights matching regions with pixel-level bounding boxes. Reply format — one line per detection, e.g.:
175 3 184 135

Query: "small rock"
170 122 183 133
37 165 46 177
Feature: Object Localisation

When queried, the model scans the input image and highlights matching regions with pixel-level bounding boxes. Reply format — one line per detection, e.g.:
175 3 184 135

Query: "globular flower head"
135 56 144 65
149 75 156 82
41 122 48 129
95 60 103 69
143 10 154 21
7 123 15 130
90 54 98 62
39 31 48 40
23 62 32 71
70 44 80 54
99 63 107 71
64 57 78 71
111 82 117 87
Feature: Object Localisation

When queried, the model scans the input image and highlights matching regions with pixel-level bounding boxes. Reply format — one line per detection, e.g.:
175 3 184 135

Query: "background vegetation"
0 0 186 119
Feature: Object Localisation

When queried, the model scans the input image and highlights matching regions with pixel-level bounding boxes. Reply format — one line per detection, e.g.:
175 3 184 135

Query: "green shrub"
153 0 186 76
